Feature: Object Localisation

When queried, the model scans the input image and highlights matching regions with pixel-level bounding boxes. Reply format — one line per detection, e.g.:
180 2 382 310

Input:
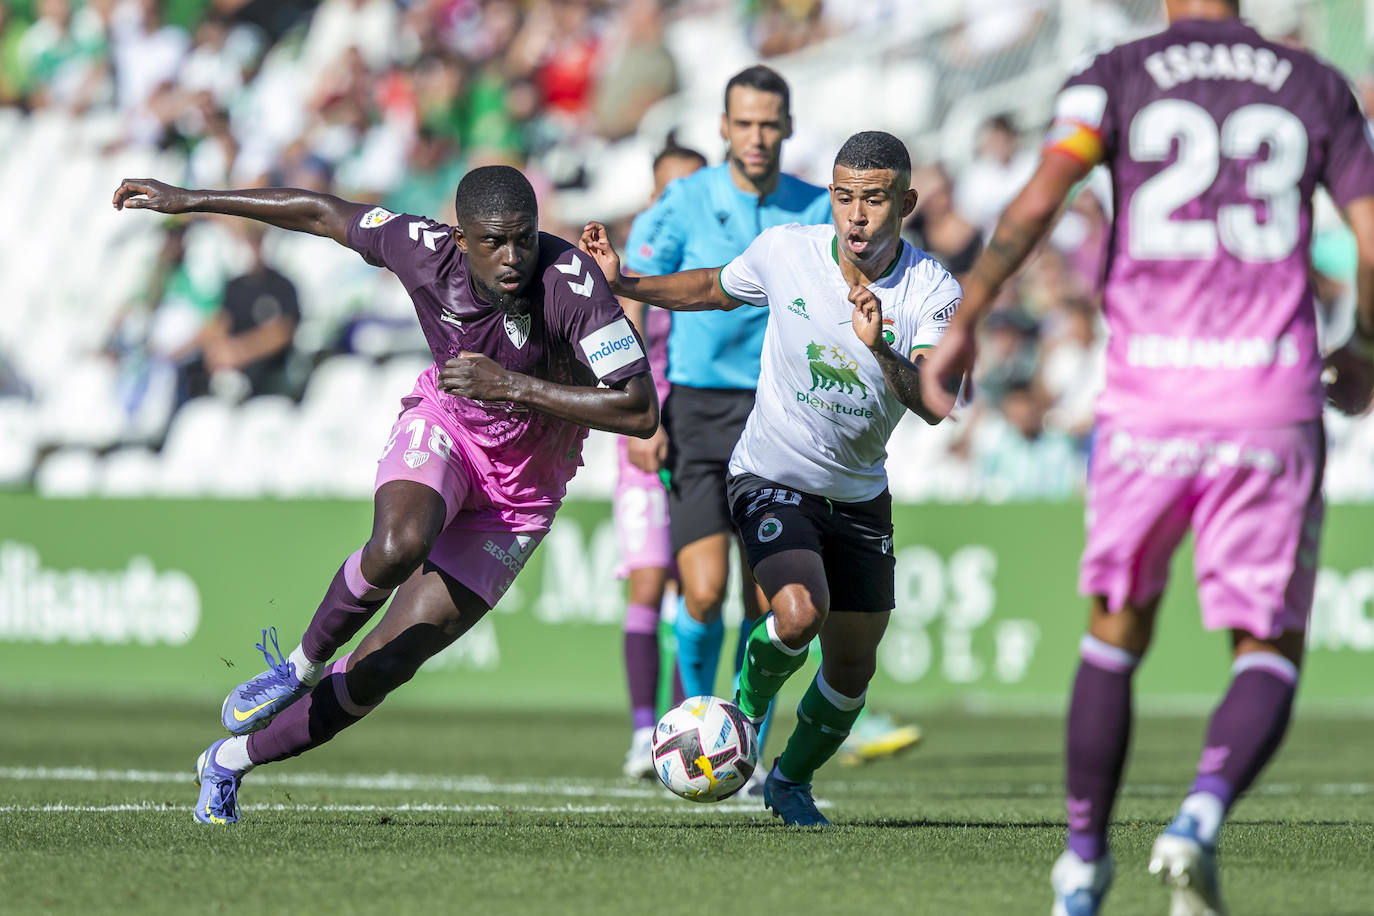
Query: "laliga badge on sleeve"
359 207 397 229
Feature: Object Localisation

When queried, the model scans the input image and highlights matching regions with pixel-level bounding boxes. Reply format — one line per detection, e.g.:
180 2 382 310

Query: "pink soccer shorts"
612 436 674 579
374 370 552 609
1079 419 1324 639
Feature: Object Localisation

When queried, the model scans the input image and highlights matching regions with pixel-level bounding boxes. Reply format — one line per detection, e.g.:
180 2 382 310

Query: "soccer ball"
652 696 759 802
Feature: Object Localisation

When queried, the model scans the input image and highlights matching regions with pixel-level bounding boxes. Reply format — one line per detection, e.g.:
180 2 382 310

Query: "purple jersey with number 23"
1047 17 1374 425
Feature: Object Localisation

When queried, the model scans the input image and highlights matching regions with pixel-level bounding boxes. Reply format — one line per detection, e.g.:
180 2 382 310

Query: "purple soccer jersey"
642 304 671 406
1047 18 1374 425
346 206 652 507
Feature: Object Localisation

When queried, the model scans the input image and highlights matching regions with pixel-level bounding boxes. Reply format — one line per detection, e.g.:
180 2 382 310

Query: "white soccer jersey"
720 223 961 501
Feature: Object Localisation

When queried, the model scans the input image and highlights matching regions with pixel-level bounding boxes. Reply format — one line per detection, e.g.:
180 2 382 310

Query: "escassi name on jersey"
1144 42 1292 92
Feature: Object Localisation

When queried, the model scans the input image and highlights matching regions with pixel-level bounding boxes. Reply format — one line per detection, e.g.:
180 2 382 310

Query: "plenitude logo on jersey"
579 317 644 377
797 341 875 419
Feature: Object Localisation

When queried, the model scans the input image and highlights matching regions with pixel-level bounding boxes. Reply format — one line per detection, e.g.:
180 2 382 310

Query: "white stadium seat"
34 448 99 497
97 446 162 497
0 399 38 486
35 360 125 450
156 397 237 496
301 354 378 414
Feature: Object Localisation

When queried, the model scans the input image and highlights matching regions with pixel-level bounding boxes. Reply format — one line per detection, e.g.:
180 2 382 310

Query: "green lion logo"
806 341 868 399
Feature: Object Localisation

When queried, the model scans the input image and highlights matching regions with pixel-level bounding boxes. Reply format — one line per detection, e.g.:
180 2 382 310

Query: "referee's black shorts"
662 386 755 553
727 472 896 614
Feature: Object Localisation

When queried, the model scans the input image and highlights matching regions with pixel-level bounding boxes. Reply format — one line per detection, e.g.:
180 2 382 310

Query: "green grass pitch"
1 696 1371 915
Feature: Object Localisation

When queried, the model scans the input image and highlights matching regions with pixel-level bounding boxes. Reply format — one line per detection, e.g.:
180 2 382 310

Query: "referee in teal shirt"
623 66 830 748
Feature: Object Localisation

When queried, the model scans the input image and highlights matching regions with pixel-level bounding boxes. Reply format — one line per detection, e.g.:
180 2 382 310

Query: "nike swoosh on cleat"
232 700 275 722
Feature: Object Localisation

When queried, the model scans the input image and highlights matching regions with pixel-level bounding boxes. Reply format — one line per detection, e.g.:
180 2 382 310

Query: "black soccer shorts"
662 386 756 552
727 472 896 613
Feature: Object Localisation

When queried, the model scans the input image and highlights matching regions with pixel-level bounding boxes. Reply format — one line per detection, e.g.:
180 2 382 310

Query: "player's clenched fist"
579 222 622 291
920 320 974 419
438 351 520 402
112 178 195 213
1324 343 1374 416
849 285 884 351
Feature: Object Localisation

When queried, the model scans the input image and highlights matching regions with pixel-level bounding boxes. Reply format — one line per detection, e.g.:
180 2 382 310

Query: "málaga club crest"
504 314 531 349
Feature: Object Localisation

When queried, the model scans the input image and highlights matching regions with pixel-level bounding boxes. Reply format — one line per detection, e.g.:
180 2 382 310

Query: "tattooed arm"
920 152 1088 417
850 285 941 424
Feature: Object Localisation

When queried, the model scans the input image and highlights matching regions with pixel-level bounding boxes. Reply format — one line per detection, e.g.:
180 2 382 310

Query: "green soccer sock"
777 672 866 785
735 615 809 721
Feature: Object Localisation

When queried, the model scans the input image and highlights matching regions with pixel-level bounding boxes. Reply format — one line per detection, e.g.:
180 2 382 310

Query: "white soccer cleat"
1148 814 1227 916
622 726 656 779
728 763 767 803
1050 849 1113 916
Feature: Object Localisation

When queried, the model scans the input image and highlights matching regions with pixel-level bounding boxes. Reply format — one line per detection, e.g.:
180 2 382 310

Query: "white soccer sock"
214 736 255 774
288 645 325 686
765 615 809 656
1178 791 1226 846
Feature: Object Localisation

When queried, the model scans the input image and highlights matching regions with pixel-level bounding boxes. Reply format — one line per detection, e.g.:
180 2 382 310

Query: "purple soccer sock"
246 655 377 765
624 602 660 731
299 549 392 664
1065 634 1140 863
1189 653 1298 813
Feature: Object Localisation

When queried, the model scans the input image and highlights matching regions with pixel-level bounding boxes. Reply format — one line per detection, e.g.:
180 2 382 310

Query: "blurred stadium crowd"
1 0 1372 502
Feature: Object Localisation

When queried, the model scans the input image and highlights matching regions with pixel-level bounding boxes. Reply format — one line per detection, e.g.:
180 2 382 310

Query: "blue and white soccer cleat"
1050 850 1114 916
221 627 309 735
762 761 830 827
194 739 243 825
1148 814 1227 916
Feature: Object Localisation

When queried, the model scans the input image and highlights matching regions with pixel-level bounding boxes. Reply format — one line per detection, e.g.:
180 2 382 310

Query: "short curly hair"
454 165 537 224
833 131 911 176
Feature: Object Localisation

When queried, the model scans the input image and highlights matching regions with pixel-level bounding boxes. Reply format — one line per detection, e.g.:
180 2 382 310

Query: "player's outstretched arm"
112 179 362 247
438 353 659 438
1325 195 1374 415
850 286 942 425
921 152 1086 417
579 221 739 312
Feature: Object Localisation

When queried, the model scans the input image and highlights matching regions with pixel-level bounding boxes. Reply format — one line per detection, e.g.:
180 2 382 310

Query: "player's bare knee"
1233 628 1305 669
365 525 435 586
822 659 876 699
627 568 668 608
680 580 726 620
772 587 827 648
1087 594 1160 657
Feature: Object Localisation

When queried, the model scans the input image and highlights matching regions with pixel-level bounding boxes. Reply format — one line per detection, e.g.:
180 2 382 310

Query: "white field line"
821 780 1372 798
0 766 808 812
1 767 1364 807
0 766 663 798
0 802 770 815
